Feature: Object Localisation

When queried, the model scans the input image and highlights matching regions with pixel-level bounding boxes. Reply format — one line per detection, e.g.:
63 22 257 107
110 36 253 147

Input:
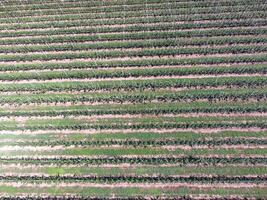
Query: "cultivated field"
0 0 266 199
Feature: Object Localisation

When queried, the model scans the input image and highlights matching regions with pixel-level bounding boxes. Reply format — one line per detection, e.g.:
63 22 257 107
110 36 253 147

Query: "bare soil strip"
0 182 265 189
1 163 266 168
0 145 265 152
0 112 265 122
0 128 265 135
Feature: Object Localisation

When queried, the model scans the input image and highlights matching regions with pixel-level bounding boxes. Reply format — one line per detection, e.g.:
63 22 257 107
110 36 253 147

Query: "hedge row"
0 9 264 25
0 175 266 183
0 65 265 81
0 16 265 31
13 138 267 147
0 36 266 52
0 156 266 165
1 28 265 45
1 1 263 14
0 76 264 92
0 88 264 104
0 55 265 71
0 45 266 62
0 102 265 116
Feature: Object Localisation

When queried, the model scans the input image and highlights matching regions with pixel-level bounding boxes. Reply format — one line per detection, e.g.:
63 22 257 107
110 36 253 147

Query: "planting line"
0 145 266 152
0 74 264 84
0 9 264 25
1 43 265 56
0 128 266 136
0 34 264 47
1 26 265 41
0 17 264 33
0 182 265 189
0 113 265 122
0 1 262 17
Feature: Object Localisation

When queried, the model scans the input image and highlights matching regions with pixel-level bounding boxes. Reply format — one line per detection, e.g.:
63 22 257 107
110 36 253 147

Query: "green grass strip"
1 165 265 176
0 186 266 198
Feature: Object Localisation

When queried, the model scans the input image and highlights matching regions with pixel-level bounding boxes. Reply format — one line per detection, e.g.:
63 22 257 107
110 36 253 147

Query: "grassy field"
0 0 266 199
